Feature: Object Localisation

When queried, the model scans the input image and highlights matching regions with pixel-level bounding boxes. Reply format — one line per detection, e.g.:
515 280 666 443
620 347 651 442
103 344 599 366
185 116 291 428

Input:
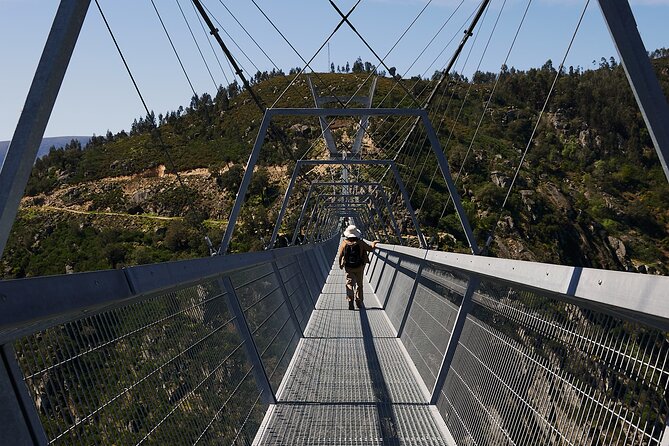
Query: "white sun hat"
343 225 362 239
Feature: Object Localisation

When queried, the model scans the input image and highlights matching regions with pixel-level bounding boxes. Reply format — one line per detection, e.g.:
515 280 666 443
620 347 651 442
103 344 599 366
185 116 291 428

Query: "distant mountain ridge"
0 136 91 164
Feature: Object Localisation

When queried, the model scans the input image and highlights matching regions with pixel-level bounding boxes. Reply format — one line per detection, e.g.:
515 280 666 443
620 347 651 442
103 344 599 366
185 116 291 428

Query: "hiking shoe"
355 299 363 309
348 300 354 310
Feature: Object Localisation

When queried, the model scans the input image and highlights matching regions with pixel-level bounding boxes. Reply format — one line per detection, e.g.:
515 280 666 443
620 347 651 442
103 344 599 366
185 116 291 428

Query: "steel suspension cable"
373 4 481 184
395 0 491 160
439 0 534 220
372 0 467 113
313 0 437 150
192 0 266 112
293 0 445 162
413 77 463 204
189 0 231 85
360 1 467 157
419 0 506 213
269 0 362 109
198 2 263 76
150 0 197 96
247 0 357 112
215 0 281 71
94 0 186 190
398 6 489 201
175 0 218 90
482 0 591 254
328 0 421 108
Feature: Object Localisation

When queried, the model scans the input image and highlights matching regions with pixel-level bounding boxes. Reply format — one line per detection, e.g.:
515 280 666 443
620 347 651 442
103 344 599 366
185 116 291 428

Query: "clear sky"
1 0 667 142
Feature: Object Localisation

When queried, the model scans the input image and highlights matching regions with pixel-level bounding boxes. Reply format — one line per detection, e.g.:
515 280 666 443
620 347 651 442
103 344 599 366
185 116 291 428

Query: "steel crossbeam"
219 108 476 254
269 158 426 250
307 76 377 156
291 182 401 245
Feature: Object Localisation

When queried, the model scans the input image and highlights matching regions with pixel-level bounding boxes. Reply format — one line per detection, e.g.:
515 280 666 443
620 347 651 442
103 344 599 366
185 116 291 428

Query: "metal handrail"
0 238 337 345
375 243 669 331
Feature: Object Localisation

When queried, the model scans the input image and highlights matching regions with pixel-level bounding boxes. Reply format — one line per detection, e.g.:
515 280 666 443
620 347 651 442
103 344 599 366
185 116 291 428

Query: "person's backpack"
344 242 363 268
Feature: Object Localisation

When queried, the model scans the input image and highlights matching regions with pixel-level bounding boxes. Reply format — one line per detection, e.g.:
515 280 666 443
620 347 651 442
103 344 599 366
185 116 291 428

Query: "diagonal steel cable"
150 0 197 96
216 0 281 71
189 0 231 84
328 0 421 108
174 0 218 90
440 0 534 220
292 0 458 165
94 0 187 190
270 0 363 109
419 0 507 213
482 0 591 254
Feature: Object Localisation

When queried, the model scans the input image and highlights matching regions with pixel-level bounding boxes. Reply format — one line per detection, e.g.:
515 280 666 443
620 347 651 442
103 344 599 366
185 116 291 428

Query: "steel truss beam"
292 181 400 239
307 76 377 156
219 108 477 254
597 0 669 183
303 199 381 243
269 158 426 250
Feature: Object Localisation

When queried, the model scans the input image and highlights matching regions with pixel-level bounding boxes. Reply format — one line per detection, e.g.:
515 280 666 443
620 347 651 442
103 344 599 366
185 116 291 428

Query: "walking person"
338 225 379 310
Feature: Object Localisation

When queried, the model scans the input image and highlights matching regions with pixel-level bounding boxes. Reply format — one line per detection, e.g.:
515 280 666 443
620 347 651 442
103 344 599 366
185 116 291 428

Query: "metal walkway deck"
253 260 451 445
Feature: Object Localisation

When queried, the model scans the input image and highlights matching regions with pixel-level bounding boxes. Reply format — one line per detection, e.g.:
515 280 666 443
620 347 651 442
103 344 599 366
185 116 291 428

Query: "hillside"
0 136 91 164
2 55 668 278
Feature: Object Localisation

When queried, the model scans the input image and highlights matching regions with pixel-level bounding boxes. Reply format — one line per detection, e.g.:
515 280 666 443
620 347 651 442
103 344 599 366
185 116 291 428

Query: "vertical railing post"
219 276 276 404
297 258 319 307
1 344 48 445
373 250 389 293
315 244 331 279
397 257 427 338
430 276 481 404
382 256 401 309
270 261 304 337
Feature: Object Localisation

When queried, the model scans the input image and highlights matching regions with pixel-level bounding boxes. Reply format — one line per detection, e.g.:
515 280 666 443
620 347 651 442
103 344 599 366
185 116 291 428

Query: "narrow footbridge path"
254 260 451 445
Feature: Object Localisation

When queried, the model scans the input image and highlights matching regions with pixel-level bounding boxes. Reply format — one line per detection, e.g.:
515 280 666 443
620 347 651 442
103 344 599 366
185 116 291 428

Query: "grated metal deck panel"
253 262 452 445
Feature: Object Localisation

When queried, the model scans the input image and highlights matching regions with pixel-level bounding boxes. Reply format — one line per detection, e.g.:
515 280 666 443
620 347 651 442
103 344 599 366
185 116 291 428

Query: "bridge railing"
368 244 669 446
0 237 338 445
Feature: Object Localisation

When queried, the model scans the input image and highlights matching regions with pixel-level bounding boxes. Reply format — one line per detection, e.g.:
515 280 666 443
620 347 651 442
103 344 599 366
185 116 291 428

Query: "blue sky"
1 0 667 141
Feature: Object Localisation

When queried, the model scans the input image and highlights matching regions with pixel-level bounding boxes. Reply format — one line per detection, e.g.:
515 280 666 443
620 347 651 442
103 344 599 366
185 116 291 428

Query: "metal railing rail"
0 237 338 445
367 243 669 446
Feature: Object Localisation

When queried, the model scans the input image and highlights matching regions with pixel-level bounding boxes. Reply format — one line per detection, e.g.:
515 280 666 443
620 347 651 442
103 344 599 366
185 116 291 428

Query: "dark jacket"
338 238 377 270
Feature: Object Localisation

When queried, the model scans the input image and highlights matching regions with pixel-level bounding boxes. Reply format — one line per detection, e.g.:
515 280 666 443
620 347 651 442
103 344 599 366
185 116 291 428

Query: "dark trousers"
344 265 365 302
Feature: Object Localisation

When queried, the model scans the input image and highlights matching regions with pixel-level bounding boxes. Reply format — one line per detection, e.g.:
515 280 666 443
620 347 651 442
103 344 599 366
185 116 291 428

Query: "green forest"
2 50 668 278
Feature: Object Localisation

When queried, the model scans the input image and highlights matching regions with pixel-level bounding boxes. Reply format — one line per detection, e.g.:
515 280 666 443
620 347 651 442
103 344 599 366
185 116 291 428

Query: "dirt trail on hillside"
41 206 181 221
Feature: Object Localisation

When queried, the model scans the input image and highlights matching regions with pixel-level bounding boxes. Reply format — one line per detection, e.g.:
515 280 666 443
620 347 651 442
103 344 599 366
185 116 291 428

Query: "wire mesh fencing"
3 238 337 445
370 246 669 446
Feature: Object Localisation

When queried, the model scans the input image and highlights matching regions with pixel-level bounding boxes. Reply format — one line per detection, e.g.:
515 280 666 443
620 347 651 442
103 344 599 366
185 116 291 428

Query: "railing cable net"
1 238 338 445
2 238 668 444
367 244 669 446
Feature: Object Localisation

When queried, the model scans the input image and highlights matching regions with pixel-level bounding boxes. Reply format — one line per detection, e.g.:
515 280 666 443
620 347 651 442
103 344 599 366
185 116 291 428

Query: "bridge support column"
598 0 669 183
430 276 481 405
0 0 91 259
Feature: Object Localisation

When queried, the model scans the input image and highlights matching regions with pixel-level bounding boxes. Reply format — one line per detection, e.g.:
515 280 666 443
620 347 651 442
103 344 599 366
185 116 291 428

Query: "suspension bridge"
1 0 669 444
